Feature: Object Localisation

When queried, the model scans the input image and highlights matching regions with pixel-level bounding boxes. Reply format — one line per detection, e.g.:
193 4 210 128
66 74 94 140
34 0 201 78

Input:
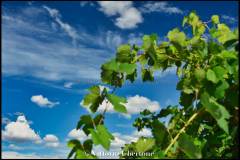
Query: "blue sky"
1 1 238 159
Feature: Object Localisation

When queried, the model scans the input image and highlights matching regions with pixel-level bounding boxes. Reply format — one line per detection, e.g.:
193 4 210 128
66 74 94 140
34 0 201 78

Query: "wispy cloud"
140 2 183 14
43 5 79 45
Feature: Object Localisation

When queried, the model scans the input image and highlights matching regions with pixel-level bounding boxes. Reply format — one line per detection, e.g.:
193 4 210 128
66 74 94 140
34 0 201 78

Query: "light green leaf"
213 66 228 80
135 138 155 152
90 125 114 150
118 63 136 75
116 44 132 63
167 28 186 46
106 94 127 113
211 15 220 24
178 133 202 159
206 69 218 83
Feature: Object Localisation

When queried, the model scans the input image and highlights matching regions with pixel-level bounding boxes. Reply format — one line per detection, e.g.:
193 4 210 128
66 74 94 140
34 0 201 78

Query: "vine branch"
164 107 204 155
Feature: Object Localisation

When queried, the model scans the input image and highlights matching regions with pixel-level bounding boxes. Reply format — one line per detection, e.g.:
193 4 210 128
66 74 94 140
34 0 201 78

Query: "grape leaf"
90 125 114 150
206 69 218 83
106 93 127 113
178 133 202 159
135 138 155 152
200 92 230 133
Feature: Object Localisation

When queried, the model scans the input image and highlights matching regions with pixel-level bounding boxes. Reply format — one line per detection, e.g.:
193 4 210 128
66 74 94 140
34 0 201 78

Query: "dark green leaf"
178 133 202 159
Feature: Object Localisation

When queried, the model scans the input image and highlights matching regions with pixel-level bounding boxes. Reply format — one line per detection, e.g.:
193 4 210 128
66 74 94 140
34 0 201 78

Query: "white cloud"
2 8 119 82
221 15 237 24
2 151 61 159
98 1 143 29
31 95 59 108
2 116 41 143
43 134 60 148
140 2 183 14
64 82 74 88
81 95 160 117
80 1 95 7
67 129 89 141
43 5 79 44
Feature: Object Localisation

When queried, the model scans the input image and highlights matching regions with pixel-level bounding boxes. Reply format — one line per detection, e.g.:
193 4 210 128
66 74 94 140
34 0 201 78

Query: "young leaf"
135 138 155 152
206 69 218 83
211 15 220 24
167 28 186 46
116 44 132 63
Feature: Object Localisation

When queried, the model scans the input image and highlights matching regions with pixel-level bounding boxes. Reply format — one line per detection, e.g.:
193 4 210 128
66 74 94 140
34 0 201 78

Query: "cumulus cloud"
98 1 143 29
67 129 89 141
31 95 59 108
81 95 160 117
2 116 41 143
140 2 183 14
43 134 60 148
2 117 11 125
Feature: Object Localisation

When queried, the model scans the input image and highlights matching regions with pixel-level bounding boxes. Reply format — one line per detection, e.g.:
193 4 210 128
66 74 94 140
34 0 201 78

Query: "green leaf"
83 139 93 153
211 15 220 24
106 94 127 113
126 69 137 83
67 139 81 149
152 119 171 149
179 92 194 107
118 63 136 74
90 125 114 150
212 66 228 80
178 133 202 159
200 92 231 133
167 28 186 46
215 80 229 99
82 85 105 113
76 115 93 130
194 69 206 82
158 105 178 118
102 59 119 71
206 69 218 83
116 44 132 63
135 138 155 152
221 50 237 59
142 68 154 82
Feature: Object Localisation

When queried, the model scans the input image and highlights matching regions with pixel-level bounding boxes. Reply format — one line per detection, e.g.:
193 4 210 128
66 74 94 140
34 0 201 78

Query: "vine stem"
97 86 117 125
164 107 204 155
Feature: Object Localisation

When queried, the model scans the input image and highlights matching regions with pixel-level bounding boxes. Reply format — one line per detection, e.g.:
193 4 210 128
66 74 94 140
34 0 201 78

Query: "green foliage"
178 133 202 158
89 125 114 150
68 11 239 159
106 93 127 113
